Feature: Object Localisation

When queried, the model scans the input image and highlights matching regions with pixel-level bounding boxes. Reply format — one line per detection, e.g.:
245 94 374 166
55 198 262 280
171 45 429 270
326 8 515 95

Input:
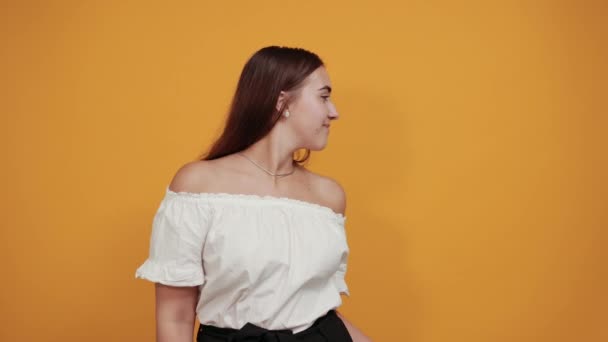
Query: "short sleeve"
135 191 212 287
334 248 350 297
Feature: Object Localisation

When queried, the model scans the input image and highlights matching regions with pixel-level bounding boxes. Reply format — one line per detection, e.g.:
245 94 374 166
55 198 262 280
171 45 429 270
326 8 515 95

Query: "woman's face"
285 66 339 151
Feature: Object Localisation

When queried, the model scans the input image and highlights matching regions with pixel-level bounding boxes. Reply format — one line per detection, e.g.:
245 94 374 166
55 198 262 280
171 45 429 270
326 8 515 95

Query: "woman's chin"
310 141 329 151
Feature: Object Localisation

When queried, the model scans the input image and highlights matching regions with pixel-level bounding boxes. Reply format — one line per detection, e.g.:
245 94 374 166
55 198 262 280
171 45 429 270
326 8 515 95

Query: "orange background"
1 1 606 341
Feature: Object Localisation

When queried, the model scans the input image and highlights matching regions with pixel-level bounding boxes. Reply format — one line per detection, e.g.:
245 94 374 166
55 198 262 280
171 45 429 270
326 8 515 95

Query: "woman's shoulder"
168 154 248 193
168 159 218 193
300 167 347 216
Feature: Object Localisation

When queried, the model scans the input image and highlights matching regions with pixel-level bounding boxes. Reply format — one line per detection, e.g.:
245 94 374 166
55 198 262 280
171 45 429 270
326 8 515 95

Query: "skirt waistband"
197 310 349 341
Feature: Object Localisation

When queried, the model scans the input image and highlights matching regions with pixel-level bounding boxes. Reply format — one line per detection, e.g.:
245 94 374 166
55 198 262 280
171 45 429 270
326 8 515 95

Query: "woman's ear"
275 91 288 112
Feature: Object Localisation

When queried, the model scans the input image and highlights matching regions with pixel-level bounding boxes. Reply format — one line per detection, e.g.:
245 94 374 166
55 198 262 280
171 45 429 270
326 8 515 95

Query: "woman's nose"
328 104 339 120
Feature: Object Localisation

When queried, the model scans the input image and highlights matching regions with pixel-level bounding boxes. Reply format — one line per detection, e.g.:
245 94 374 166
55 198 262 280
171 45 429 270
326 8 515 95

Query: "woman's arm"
155 283 199 342
322 180 370 340
336 310 373 341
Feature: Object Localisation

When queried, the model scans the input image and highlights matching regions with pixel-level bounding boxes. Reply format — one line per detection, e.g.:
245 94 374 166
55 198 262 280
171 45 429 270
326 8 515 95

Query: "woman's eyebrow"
317 85 332 93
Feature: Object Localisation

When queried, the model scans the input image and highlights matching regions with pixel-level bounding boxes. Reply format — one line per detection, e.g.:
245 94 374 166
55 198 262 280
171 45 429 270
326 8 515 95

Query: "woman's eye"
321 96 330 101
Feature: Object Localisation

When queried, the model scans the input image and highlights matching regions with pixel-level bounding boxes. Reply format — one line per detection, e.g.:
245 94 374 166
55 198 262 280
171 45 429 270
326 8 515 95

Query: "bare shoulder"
168 160 218 193
302 167 347 215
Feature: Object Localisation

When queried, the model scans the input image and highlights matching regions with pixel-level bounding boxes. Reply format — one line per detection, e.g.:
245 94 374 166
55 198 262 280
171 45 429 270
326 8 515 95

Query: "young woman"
135 46 372 342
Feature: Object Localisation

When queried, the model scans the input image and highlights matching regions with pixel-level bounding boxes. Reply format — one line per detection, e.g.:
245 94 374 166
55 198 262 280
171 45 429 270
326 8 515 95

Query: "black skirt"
197 309 353 342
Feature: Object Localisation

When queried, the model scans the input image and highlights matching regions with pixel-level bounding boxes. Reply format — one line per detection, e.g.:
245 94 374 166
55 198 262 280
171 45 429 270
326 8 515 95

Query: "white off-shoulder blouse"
135 186 350 333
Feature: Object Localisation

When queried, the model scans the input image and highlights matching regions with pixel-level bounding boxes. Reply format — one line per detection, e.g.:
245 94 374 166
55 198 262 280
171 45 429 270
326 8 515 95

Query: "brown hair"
198 46 324 165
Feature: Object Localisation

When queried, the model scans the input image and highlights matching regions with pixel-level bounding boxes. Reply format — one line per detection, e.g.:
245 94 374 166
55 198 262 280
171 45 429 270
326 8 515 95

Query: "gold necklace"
237 152 296 177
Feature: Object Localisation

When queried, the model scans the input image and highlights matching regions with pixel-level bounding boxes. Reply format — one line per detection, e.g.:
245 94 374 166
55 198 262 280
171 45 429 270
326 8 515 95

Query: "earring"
284 110 290 118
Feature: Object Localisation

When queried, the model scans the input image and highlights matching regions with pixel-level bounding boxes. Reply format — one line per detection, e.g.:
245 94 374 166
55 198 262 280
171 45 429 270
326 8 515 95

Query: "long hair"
199 46 324 164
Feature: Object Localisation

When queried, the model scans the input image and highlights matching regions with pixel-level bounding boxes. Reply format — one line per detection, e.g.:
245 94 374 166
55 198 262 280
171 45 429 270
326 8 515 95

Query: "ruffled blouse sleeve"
334 243 350 297
135 190 212 287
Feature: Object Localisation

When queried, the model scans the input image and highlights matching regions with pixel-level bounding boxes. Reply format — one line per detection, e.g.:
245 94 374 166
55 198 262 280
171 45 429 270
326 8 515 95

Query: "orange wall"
1 1 606 341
